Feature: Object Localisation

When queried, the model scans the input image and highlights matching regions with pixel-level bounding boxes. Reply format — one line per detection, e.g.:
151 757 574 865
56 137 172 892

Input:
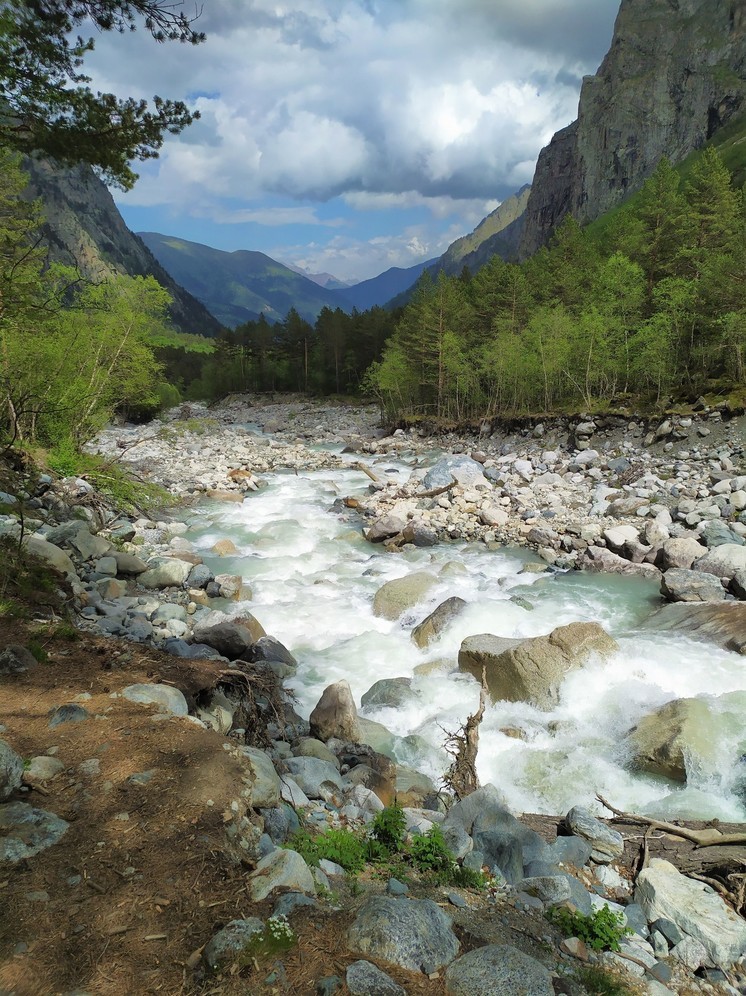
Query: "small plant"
371 800 406 853
237 914 296 968
287 827 369 874
547 905 632 952
407 824 453 874
574 963 641 995
27 639 48 664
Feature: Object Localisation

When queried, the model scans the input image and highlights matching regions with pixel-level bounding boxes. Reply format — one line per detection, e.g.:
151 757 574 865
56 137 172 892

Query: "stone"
292 738 340 768
70 527 113 561
360 677 417 710
579 545 661 579
461 622 618 710
372 571 438 620
348 896 459 974
346 961 405 996
458 634 524 685
400 519 438 547
660 537 708 570
203 917 264 970
564 806 624 863
480 504 509 528
422 455 489 490
240 747 282 808
0 740 23 800
48 704 90 727
248 848 315 902
121 683 188 717
192 614 255 659
548 835 593 869
138 557 193 588
643 602 746 654
22 535 76 578
444 944 553 996
411 597 467 648
246 635 296 667
0 644 37 675
603 525 640 550
660 568 726 602
520 874 593 914
0 802 69 863
635 858 746 967
22 756 65 785
272 892 318 918
366 512 408 543
309 680 361 742
284 757 343 802
693 544 746 580
211 538 238 557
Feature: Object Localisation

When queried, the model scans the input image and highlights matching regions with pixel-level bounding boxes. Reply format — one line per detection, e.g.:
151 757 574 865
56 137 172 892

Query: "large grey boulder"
248 848 315 902
635 858 746 967
138 557 193 589
693 544 746 580
240 747 281 808
0 740 23 800
643 603 746 654
623 693 746 782
113 551 148 575
284 757 343 802
412 596 467 648
361 677 417 710
660 569 726 603
0 802 69 863
578 545 661 579
443 785 547 883
445 944 554 996
660 537 708 571
203 917 264 970
520 873 593 914
372 572 438 621
460 622 618 709
346 960 405 996
192 613 254 659
121 683 188 717
22 535 76 579
422 455 489 490
564 807 624 864
366 512 408 543
348 896 459 974
309 680 361 742
246 634 294 666
458 634 525 685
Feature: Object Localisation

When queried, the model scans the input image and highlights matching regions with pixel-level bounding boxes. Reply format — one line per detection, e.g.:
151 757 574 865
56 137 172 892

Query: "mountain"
432 185 531 277
331 258 437 312
139 233 347 327
22 158 224 337
284 263 351 291
520 0 746 257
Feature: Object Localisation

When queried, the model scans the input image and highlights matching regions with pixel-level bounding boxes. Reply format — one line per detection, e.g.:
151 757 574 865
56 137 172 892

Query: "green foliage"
44 446 173 513
547 905 632 952
288 827 369 875
0 536 57 603
371 800 407 852
26 638 48 663
573 964 640 995
0 1 203 188
234 914 296 970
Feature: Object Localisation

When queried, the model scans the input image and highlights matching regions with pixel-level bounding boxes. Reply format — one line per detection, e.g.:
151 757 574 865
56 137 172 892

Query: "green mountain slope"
434 185 531 276
138 233 349 327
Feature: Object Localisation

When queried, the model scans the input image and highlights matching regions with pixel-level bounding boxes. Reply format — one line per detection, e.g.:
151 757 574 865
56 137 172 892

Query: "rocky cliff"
434 185 531 275
520 0 746 257
23 158 224 336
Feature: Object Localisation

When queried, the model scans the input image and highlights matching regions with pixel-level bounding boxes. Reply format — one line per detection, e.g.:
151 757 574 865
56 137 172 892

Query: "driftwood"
442 669 487 800
597 794 746 847
352 461 387 485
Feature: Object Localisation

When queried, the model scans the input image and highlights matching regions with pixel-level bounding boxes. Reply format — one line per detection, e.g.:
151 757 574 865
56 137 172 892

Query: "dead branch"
596 794 746 847
441 668 487 801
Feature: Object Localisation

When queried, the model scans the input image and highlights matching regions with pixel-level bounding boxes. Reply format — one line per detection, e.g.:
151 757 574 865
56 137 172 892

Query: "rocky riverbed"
1 394 746 995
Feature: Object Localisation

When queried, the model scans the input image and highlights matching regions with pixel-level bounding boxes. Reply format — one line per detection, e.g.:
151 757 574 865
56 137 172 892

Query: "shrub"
371 800 406 853
547 905 632 952
287 827 369 874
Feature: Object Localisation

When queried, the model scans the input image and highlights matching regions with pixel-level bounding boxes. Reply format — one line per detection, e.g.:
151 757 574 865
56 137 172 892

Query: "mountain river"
176 438 746 823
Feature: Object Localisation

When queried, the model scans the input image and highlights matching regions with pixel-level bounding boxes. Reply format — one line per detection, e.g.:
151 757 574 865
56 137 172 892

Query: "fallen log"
596 794 746 847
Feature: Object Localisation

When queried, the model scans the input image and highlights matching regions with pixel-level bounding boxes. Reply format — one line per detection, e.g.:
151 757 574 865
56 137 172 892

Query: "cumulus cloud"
84 0 619 279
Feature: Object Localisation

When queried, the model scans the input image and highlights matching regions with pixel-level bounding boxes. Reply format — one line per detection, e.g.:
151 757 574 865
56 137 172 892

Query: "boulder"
121 683 188 717
372 572 438 620
22 536 76 578
422 455 489 490
445 944 553 996
400 519 438 547
69 527 113 561
346 960 405 996
138 557 193 589
248 848 315 902
461 623 618 710
348 896 459 974
643 603 746 654
458 634 525 686
0 740 23 800
192 613 255 659
366 512 408 543
246 635 296 667
338 744 397 806
623 693 746 782
240 747 282 808
0 803 69 863
693 544 746 580
284 757 343 803
564 806 624 863
579 546 661 580
292 738 340 768
0 644 37 675
635 858 746 967
309 680 361 742
660 569 726 603
203 918 264 970
603 525 640 551
361 677 417 710
112 551 148 575
411 597 467 648
480 504 509 528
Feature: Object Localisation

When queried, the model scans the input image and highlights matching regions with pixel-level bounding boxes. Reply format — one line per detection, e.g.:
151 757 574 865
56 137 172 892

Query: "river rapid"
176 439 746 825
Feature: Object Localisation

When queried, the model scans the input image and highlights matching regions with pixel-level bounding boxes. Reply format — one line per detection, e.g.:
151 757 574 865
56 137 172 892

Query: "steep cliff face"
520 0 746 256
23 159 224 336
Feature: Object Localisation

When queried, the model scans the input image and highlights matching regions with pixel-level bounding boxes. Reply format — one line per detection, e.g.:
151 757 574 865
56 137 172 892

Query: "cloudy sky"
87 0 620 283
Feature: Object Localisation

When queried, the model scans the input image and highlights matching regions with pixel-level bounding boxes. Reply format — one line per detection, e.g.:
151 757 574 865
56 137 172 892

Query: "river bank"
1 395 746 994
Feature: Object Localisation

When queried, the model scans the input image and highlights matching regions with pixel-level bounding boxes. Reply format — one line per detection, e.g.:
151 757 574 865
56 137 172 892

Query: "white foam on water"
182 464 746 821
